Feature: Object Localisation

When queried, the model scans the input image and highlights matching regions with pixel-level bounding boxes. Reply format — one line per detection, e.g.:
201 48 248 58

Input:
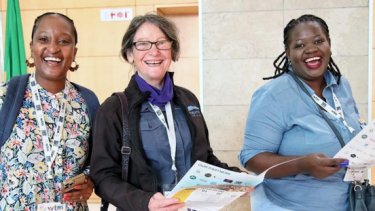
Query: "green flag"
4 0 26 81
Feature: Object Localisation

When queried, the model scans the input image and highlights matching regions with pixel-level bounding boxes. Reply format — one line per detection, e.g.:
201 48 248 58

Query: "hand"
63 176 94 202
302 153 346 179
241 187 254 197
148 192 185 211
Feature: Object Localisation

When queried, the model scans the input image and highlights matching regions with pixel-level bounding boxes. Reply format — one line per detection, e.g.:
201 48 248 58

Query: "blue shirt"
239 71 362 211
139 101 192 191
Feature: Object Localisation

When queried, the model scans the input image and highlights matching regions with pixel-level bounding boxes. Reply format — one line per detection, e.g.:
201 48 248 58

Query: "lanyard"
311 90 355 133
149 102 177 173
30 73 68 179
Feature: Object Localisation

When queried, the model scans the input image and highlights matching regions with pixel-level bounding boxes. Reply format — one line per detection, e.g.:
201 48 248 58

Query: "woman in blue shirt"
239 14 363 211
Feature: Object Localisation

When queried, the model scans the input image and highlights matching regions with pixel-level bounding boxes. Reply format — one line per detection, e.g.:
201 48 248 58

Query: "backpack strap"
0 75 29 148
101 92 131 211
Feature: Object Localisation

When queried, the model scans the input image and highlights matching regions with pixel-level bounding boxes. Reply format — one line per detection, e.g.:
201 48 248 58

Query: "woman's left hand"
63 176 94 202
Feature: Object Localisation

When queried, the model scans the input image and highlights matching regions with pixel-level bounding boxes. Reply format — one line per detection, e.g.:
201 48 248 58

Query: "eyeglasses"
133 40 172 51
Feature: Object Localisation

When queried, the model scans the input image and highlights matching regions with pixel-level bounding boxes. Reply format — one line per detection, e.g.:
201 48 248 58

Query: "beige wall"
202 0 369 210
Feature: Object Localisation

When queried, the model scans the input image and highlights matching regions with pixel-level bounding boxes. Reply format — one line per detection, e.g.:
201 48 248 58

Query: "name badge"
37 202 66 211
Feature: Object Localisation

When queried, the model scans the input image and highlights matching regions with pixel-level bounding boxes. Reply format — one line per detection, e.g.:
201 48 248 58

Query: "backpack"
0 74 99 150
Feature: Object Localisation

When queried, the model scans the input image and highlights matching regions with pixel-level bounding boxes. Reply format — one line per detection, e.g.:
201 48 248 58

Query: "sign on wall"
100 8 133 21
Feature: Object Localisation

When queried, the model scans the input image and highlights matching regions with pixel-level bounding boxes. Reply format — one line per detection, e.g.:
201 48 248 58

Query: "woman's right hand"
302 153 347 179
148 192 185 211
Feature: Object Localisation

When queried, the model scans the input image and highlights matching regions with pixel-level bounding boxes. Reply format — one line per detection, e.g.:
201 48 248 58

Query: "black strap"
114 92 131 181
101 92 131 211
317 108 345 147
289 71 345 148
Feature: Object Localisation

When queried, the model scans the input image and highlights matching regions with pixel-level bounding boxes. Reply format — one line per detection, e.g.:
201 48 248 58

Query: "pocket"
139 117 168 167
304 123 337 145
139 117 165 137
281 114 339 155
303 113 339 145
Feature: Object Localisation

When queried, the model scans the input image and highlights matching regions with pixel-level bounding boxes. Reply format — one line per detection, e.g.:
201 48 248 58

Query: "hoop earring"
26 57 35 68
69 61 79 72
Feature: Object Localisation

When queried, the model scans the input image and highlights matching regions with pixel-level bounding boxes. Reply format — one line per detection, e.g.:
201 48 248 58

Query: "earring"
69 60 79 72
26 57 35 68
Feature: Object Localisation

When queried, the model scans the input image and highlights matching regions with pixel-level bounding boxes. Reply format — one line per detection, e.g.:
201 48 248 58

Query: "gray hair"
121 13 180 62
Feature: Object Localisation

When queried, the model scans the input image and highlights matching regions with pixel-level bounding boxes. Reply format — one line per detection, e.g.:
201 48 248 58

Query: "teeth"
305 57 320 63
145 61 162 64
44 57 61 62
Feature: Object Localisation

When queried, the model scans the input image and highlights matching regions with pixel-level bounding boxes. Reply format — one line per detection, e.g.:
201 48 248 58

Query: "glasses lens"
135 41 151 50
156 40 172 50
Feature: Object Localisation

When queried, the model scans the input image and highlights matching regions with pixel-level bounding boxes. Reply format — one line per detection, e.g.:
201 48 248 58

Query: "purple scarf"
135 73 174 107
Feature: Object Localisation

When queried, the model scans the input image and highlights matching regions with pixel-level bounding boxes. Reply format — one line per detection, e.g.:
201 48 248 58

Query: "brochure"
166 161 265 211
334 120 375 181
334 120 375 168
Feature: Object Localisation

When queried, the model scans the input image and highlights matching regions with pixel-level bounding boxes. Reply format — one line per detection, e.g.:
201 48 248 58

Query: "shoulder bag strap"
289 71 345 148
114 92 131 181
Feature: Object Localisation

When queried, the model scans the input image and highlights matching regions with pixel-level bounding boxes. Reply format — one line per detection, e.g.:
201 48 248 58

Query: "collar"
288 67 338 94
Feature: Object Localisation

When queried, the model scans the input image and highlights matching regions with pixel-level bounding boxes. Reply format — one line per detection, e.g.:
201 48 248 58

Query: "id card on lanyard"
30 73 68 179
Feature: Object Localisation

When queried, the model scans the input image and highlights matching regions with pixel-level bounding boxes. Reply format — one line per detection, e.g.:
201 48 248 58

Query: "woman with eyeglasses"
90 13 242 211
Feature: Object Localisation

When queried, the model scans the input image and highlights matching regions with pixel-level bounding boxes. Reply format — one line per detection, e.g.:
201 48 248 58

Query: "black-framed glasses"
133 40 172 51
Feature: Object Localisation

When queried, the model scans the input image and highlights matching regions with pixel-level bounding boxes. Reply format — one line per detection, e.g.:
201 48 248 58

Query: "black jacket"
90 73 239 211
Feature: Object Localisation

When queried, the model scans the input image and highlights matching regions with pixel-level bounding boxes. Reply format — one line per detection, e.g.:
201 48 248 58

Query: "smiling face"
30 14 77 85
286 21 331 84
127 22 172 88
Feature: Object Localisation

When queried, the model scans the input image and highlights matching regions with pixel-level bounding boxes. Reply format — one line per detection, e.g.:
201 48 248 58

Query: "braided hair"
263 14 341 84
